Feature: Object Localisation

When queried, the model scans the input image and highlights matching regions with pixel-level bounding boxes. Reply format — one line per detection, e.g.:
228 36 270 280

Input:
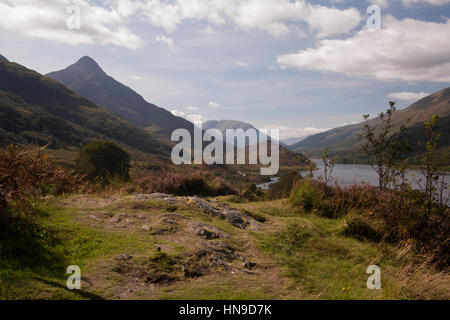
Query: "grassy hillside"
289 87 450 163
0 59 170 156
1 194 447 300
46 56 194 136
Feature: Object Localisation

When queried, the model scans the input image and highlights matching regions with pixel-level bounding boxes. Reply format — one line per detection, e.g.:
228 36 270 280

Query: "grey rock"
115 253 133 261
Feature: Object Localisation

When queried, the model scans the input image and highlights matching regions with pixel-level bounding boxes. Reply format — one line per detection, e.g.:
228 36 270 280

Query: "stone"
243 261 257 270
115 253 133 261
151 227 168 235
223 210 249 229
189 197 225 219
188 222 228 240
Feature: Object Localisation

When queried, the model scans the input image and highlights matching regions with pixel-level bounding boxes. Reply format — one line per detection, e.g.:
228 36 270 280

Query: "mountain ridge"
0 58 170 156
204 119 289 148
288 87 450 160
46 56 194 135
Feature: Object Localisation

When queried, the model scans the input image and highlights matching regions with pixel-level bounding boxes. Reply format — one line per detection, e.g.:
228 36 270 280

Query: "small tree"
76 140 130 182
360 102 410 190
418 115 449 215
319 149 336 184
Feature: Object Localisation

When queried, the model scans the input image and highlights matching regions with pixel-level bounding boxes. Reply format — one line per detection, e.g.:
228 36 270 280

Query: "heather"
0 144 86 229
134 171 238 197
289 179 449 267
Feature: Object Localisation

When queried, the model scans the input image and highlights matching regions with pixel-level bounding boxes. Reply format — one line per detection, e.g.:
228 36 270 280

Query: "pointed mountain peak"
0 54 9 62
69 56 106 77
77 55 98 65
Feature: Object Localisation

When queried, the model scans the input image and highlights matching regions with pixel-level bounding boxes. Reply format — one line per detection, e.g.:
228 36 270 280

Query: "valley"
1 55 448 301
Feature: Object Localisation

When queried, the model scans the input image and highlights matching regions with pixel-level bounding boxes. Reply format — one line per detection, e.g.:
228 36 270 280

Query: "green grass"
0 199 159 300
1 195 448 300
253 210 446 299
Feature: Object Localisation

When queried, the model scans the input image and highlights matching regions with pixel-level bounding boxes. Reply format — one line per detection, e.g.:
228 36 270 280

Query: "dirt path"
57 193 300 299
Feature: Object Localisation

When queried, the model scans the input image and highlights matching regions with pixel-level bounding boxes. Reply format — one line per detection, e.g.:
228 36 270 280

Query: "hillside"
46 57 194 136
2 193 447 300
289 87 450 162
203 119 307 173
0 58 170 156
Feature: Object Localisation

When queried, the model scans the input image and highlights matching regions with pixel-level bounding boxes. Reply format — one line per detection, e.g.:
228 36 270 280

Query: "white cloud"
130 75 143 80
277 16 450 82
202 25 215 34
401 0 450 6
171 109 207 126
0 0 144 49
388 91 429 101
233 61 248 67
260 125 330 141
187 106 199 111
156 34 175 50
0 0 364 49
368 0 389 8
304 5 362 38
141 0 362 38
209 101 220 109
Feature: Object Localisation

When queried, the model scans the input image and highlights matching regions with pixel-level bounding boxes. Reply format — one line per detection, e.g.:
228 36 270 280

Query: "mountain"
289 87 450 161
202 119 307 170
203 119 288 147
283 136 306 146
0 55 8 62
0 58 170 155
46 56 194 135
204 120 257 133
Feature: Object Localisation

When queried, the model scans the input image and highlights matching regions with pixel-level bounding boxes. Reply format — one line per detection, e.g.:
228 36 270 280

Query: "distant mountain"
46 56 194 136
204 120 257 133
203 119 287 147
0 58 170 155
203 119 306 170
283 136 306 146
288 87 450 162
0 55 8 62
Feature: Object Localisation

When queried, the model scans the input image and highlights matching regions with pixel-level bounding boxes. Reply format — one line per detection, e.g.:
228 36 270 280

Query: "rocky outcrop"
183 241 256 277
187 197 261 230
188 222 230 239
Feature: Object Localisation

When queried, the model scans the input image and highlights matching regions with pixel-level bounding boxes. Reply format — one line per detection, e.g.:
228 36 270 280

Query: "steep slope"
0 58 170 155
289 87 450 159
46 56 194 135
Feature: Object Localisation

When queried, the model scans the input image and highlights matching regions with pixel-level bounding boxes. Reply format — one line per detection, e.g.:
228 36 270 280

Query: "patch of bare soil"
61 193 294 299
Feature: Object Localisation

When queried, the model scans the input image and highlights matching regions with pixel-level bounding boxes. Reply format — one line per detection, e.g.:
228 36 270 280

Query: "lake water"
258 159 449 200
303 159 450 199
256 177 280 190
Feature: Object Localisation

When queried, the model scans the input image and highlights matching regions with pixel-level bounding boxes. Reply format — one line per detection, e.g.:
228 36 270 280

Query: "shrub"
289 180 318 212
76 140 130 182
135 171 237 197
267 171 302 200
0 144 86 229
240 183 263 201
341 213 383 242
289 178 449 267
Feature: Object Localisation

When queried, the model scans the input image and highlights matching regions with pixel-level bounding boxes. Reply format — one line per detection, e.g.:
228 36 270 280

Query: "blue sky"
1 0 449 142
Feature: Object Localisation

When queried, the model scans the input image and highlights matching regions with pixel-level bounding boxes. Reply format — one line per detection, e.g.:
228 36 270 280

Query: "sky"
0 0 449 142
